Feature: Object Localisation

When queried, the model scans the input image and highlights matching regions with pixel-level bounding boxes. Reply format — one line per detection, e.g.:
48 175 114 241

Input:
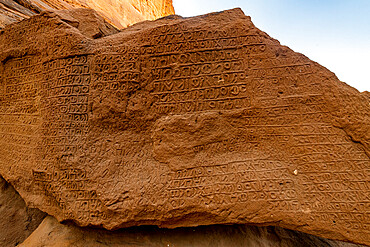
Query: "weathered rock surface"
0 8 369 245
0 176 46 247
1 170 363 247
19 216 366 247
0 0 174 28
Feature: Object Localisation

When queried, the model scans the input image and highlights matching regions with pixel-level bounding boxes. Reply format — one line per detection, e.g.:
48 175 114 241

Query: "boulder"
0 8 369 245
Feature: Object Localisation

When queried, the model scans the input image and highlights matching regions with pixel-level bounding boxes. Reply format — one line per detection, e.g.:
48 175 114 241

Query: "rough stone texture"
0 8 369 245
20 216 366 247
0 0 174 28
0 170 363 247
0 176 46 247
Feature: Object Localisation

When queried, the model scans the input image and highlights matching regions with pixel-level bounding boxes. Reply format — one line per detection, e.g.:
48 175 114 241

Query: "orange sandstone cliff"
0 0 174 28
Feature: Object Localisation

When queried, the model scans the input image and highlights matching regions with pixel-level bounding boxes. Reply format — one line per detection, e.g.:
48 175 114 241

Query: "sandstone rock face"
1 169 362 247
0 8 369 245
20 216 365 247
0 176 46 246
0 0 174 28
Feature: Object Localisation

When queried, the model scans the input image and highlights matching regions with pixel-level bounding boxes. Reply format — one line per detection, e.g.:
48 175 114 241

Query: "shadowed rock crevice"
0 176 46 247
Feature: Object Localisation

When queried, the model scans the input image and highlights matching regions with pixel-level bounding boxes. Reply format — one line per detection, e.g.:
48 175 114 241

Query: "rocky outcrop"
20 216 365 247
0 176 46 247
0 0 174 28
0 7 369 246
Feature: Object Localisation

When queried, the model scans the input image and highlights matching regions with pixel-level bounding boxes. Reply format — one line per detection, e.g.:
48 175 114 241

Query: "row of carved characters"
168 175 296 198
33 168 87 181
0 115 39 126
143 25 255 43
234 113 330 126
91 69 139 81
0 118 39 134
42 113 88 123
93 53 139 64
142 48 244 68
189 131 346 156
1 90 38 102
274 201 368 214
168 188 298 202
151 33 265 47
154 101 328 117
152 98 251 113
252 76 324 96
40 134 88 145
92 81 140 93
41 144 84 155
169 177 295 192
153 84 249 102
0 133 36 147
181 126 350 156
93 45 138 55
4 57 89 82
290 142 365 155
168 195 298 209
45 34 88 56
42 65 90 80
195 135 354 151
308 213 369 230
3 65 43 78
140 42 266 56
153 91 325 108
249 64 313 77
172 159 291 179
305 205 369 221
0 101 38 114
302 180 369 193
152 71 247 92
297 160 368 174
41 94 88 106
143 50 307 72
170 169 293 187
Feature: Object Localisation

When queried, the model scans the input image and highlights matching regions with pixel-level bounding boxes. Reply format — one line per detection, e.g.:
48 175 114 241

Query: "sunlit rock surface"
0 0 174 28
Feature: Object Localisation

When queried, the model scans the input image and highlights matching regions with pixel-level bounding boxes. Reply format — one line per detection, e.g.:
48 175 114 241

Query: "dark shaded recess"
0 175 47 247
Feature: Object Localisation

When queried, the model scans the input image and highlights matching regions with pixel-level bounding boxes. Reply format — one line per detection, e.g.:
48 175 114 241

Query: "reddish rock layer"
0 8 369 245
0 170 363 247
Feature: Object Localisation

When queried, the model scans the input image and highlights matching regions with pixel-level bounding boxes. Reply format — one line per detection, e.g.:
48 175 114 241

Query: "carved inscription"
0 56 43 176
0 8 369 245
39 55 90 162
167 159 297 209
141 26 259 114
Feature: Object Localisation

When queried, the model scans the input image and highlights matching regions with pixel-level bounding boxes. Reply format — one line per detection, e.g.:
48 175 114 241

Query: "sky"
173 0 370 92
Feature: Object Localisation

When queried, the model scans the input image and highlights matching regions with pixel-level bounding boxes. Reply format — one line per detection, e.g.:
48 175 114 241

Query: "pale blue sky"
173 0 370 92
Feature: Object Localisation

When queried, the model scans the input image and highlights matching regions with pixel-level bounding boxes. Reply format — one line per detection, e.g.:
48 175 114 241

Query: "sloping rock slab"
0 8 369 245
0 176 46 246
20 216 366 247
